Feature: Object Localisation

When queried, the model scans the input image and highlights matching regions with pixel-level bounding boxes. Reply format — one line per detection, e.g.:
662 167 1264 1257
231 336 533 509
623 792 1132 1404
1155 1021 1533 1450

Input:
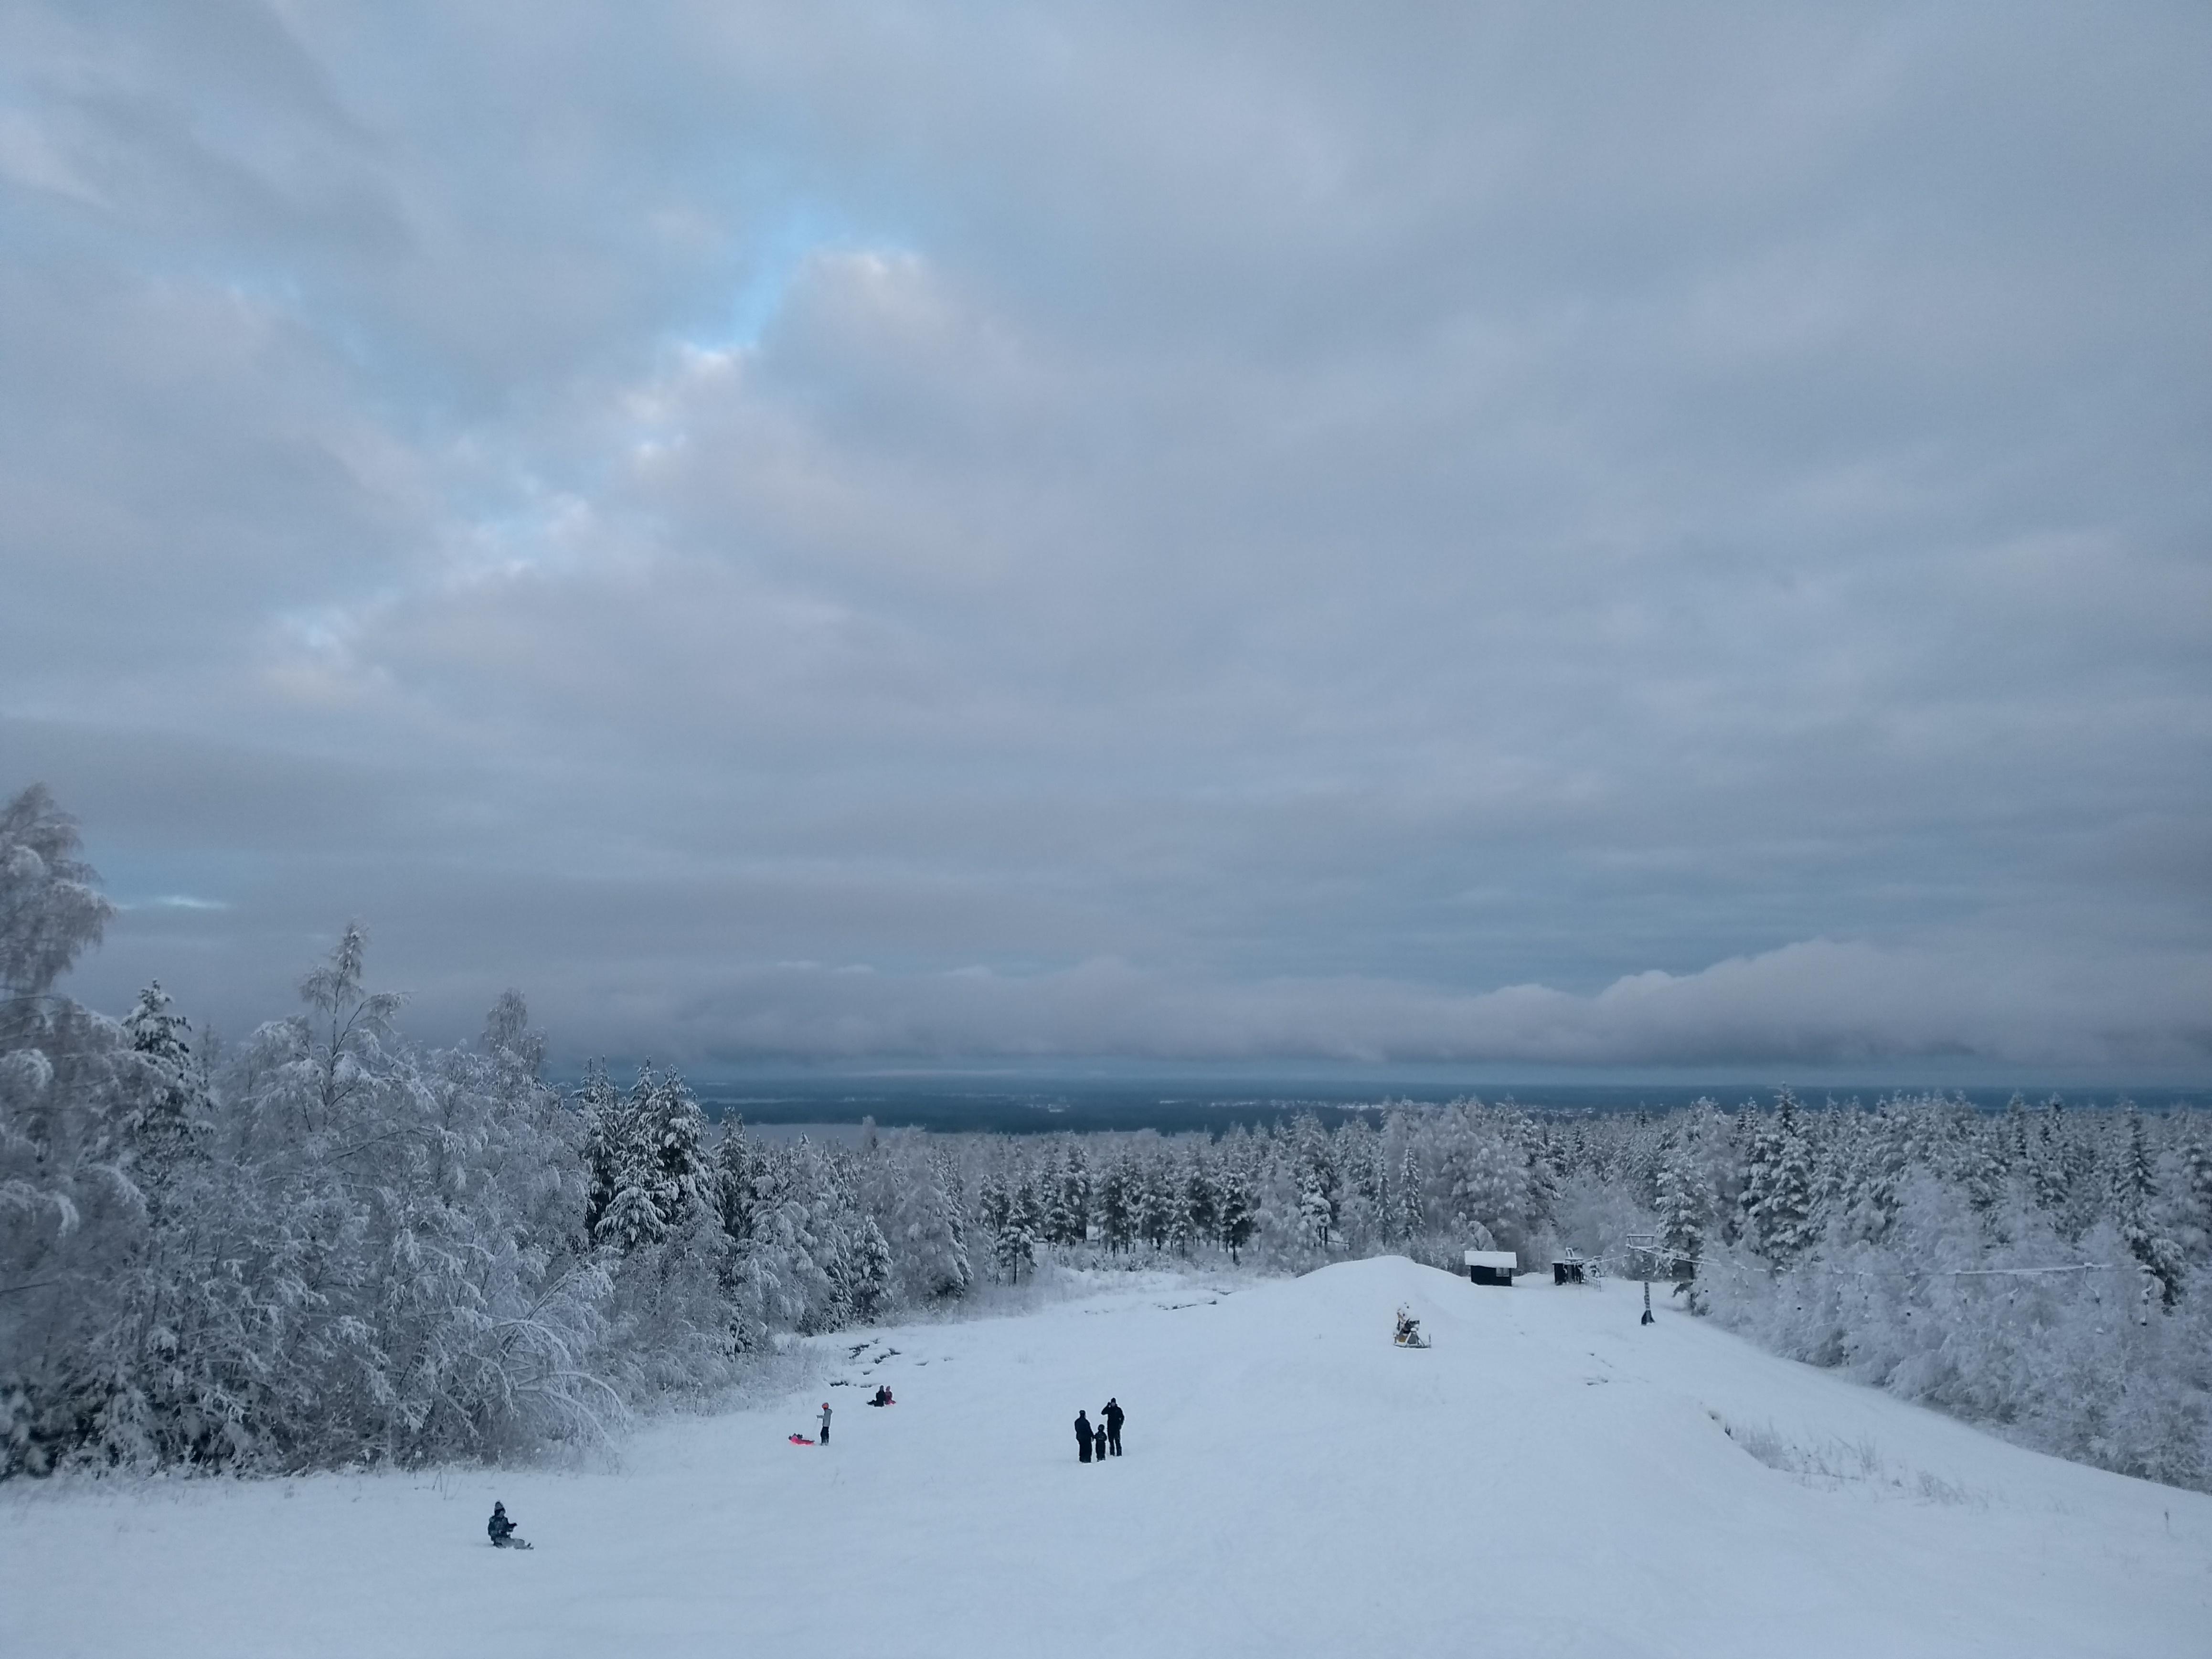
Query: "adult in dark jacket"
1074 1409 1093 1463
1103 1397 1124 1457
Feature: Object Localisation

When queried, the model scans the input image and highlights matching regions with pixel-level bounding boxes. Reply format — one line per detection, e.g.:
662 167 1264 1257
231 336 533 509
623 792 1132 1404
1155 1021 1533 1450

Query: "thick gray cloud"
2 2 2207 1074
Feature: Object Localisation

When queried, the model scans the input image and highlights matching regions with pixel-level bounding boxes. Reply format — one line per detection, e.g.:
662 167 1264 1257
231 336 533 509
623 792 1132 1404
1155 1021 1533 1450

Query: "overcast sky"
3 2 2208 1077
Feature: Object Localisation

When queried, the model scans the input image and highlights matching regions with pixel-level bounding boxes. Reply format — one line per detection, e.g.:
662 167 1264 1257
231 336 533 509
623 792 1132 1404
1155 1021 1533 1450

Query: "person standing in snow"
1075 1408 1094 1463
1093 1420 1106 1462
1103 1397 1124 1457
819 1402 832 1445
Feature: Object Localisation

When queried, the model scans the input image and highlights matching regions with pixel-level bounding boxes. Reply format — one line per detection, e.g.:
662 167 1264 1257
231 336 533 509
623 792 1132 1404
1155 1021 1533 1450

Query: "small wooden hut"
1464 1249 1518 1287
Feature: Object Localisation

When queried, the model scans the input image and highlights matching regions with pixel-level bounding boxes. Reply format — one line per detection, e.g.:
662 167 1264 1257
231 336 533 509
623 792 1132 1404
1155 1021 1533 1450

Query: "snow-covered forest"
5 785 2209 1492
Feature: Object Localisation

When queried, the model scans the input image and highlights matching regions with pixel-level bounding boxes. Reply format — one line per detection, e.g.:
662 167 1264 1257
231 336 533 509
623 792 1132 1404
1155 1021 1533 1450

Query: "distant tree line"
4 785 2208 1491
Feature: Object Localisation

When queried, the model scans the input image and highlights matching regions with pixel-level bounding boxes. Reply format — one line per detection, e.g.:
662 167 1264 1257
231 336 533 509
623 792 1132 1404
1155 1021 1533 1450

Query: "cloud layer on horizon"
2 3 2208 1074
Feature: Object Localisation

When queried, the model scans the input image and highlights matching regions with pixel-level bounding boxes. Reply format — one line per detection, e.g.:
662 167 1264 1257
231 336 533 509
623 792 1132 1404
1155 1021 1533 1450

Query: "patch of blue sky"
687 197 883 356
92 849 265 916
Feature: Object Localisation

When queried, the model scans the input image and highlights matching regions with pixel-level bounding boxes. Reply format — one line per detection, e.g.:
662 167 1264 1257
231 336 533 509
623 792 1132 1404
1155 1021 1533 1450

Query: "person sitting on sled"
488 1501 519 1548
870 1385 895 1406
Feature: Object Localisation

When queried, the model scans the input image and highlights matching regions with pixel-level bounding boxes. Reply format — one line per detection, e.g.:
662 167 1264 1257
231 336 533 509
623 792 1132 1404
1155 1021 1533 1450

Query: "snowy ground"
7 1256 2210 1658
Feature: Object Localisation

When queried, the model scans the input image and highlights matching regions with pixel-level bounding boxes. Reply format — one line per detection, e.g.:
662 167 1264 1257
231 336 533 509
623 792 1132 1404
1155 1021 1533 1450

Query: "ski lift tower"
1625 1232 1667 1325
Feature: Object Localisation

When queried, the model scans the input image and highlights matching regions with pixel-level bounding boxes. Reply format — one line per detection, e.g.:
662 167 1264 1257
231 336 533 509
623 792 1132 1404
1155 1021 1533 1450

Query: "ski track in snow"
6 1257 2209 1659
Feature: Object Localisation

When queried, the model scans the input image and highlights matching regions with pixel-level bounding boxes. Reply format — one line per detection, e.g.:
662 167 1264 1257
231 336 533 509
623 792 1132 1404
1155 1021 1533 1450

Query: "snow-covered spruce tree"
584 1064 711 1257
2030 1100 2074 1223
843 1211 895 1322
900 1147 974 1300
116 981 211 1195
1436 1105 1528 1258
1292 1116 1340 1250
708 1116 778 1354
2111 1105 2185 1309
1096 1155 1136 1254
1521 1119 1562 1236
992 1174 1039 1284
1653 1130 1707 1299
976 1170 1010 1249
1391 1143 1425 1243
1215 1157 1256 1263
1840 1095 1910 1245
2179 1120 2212 1260
1180 1155 1218 1256
1137 1155 1181 1252
1042 1143 1088 1246
1739 1091 1816 1268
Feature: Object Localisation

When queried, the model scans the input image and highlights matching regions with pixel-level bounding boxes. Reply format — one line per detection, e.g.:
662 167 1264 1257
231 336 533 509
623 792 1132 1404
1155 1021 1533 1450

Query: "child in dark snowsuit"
1075 1410 1094 1462
1093 1422 1107 1461
488 1502 518 1547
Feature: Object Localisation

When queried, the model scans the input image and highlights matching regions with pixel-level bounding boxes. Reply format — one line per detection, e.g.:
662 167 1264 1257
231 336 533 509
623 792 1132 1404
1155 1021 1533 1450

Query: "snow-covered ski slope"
7 1256 2208 1658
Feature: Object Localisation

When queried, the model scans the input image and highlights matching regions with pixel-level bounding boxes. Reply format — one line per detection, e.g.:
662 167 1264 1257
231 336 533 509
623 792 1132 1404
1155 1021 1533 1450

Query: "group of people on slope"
1074 1397 1125 1463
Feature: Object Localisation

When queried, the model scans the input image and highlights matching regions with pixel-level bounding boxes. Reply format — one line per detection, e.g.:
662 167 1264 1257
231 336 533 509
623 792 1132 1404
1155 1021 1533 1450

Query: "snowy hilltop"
6 782 2211 1501
6 1256 2208 1658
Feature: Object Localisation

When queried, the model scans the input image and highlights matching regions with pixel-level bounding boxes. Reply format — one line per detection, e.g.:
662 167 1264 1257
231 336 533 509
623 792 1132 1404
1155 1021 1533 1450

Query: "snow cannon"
1392 1305 1432 1348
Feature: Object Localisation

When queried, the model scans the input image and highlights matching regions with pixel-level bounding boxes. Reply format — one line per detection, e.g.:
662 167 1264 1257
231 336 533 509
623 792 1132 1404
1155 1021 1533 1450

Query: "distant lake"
673 1078 2208 1135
